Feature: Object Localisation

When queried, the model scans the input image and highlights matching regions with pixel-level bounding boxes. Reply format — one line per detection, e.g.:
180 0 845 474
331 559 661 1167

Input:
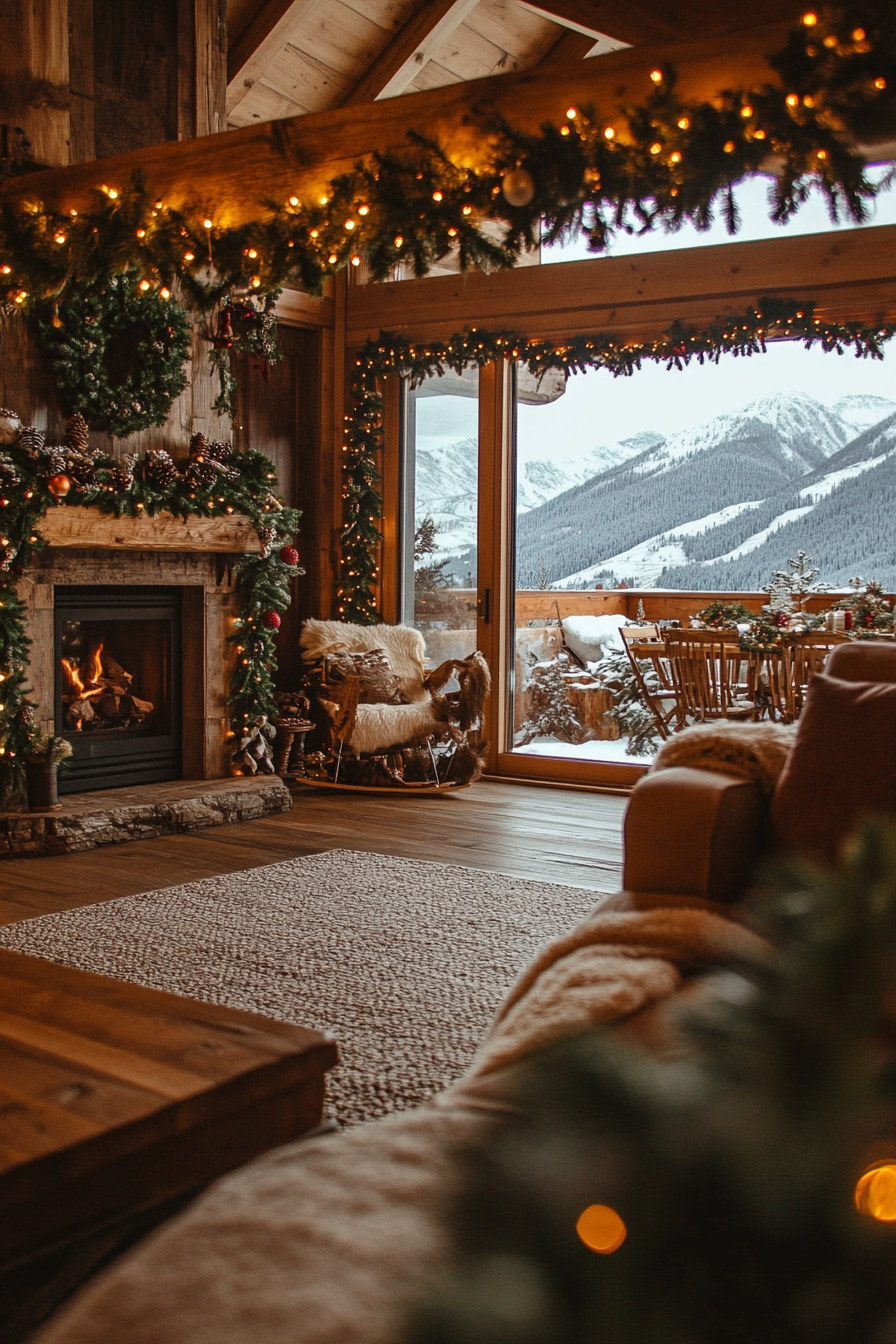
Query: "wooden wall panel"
0 0 70 169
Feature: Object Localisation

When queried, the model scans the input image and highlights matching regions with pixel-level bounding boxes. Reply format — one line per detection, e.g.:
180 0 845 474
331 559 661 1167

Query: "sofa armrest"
623 767 766 904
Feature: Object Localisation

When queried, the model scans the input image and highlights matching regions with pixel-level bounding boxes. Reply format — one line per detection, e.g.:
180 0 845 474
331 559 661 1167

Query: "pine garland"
0 417 302 800
0 3 892 309
338 299 896 622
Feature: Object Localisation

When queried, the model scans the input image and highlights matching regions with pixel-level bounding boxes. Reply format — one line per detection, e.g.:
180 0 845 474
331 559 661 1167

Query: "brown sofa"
624 640 896 906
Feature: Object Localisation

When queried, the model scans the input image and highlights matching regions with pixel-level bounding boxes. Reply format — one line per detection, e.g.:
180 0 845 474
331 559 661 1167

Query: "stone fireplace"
19 508 263 791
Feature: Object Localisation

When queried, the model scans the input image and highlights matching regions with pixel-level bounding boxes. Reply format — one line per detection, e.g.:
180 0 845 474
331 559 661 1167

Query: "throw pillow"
771 673 896 864
323 647 406 705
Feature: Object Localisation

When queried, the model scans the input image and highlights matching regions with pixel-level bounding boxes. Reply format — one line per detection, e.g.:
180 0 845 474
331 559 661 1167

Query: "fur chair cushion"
301 620 429 704
650 720 797 797
323 648 406 706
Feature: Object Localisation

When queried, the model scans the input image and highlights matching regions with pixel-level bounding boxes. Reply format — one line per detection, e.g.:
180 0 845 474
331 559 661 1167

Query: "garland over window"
0 3 892 310
0 412 302 801
337 300 896 624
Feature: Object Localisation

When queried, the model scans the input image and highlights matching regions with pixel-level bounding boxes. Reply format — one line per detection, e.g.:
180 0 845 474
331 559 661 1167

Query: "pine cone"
144 449 181 491
207 439 234 465
0 452 20 489
64 450 95 486
216 462 240 484
189 431 210 460
40 446 68 478
16 704 34 725
183 459 218 491
64 412 91 455
18 425 45 458
109 458 135 493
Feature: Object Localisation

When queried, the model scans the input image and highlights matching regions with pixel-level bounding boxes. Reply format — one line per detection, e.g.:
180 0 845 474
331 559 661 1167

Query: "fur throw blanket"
469 902 766 1078
650 720 797 797
301 620 429 704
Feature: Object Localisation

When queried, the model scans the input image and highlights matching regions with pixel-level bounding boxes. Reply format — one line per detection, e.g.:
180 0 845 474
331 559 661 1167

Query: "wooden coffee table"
0 947 338 1275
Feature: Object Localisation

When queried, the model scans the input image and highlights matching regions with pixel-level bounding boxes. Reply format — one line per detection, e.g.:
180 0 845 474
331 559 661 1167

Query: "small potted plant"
25 733 73 812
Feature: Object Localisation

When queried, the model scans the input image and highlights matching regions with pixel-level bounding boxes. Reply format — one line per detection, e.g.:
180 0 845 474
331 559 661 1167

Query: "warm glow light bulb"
289 195 299 206
802 10 818 24
576 1205 627 1254
604 126 616 139
856 1163 896 1220
650 68 663 82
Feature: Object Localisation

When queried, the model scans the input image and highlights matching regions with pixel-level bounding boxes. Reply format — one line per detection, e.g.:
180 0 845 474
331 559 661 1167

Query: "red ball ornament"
279 544 299 567
262 610 281 630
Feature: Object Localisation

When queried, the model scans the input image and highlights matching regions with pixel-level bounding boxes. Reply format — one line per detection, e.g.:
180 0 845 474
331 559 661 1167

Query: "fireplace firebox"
54 586 182 793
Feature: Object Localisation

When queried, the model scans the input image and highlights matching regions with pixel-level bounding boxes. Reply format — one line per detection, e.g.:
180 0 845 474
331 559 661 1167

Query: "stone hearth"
0 776 291 858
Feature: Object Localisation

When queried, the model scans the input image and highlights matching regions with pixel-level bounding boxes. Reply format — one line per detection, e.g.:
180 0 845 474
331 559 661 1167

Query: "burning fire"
61 644 105 728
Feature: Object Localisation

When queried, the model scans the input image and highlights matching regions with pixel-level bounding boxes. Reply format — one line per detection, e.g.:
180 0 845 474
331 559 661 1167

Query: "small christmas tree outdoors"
591 650 664 757
415 820 896 1344
515 654 588 747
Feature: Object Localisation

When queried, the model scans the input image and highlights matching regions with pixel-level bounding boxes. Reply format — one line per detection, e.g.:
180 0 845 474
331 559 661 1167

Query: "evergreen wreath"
38 273 192 438
338 298 896 624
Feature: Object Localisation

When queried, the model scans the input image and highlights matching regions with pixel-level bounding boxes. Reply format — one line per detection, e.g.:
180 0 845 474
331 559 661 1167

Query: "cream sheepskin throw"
301 619 429 704
343 700 445 755
469 903 766 1078
36 902 765 1344
650 720 797 797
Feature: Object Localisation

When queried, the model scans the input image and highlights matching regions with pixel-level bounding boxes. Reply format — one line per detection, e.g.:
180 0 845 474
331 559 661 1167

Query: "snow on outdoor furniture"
561 613 629 664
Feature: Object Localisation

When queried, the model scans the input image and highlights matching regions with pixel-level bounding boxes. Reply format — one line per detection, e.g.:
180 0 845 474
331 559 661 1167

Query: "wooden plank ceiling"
225 0 805 131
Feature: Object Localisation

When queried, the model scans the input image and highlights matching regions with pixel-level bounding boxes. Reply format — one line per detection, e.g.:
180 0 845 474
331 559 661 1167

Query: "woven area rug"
0 849 606 1126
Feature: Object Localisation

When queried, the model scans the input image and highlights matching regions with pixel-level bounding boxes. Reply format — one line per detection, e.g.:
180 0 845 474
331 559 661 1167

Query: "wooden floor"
0 779 627 927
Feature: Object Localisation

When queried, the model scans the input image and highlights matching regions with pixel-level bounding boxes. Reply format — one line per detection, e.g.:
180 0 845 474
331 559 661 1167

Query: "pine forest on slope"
416 391 896 591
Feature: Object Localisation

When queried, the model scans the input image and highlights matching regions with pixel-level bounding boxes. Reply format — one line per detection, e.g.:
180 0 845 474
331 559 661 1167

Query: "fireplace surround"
19 509 261 790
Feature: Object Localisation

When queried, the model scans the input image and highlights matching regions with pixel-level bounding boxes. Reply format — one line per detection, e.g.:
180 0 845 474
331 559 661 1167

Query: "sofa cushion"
771 673 896 864
826 641 896 684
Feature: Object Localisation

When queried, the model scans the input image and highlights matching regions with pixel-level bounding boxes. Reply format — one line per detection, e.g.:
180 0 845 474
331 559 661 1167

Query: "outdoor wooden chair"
620 625 679 739
663 629 764 727
758 633 849 722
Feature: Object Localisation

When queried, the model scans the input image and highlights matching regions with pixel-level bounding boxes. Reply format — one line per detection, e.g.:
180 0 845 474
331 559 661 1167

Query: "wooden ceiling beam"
5 21 889 226
341 0 481 106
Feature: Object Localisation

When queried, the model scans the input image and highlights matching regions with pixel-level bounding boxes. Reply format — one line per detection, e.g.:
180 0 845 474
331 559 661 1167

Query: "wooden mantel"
37 507 261 553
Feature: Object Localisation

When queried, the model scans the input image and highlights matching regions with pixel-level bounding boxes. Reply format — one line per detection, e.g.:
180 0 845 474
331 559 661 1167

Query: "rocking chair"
297 619 490 792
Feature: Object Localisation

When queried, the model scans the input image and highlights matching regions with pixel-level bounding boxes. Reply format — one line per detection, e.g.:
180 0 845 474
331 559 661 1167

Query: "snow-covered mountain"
518 392 856 586
416 429 664 551
418 390 896 591
833 394 896 432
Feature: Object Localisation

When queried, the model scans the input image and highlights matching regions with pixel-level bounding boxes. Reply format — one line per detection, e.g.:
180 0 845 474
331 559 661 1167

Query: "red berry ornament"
279 544 299 567
262 610 281 630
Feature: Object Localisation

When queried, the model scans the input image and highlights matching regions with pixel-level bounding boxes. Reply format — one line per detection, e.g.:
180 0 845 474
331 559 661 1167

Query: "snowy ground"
514 736 655 766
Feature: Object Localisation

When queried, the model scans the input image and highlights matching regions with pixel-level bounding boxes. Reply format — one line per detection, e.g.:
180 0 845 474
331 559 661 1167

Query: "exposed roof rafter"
340 0 481 106
226 0 320 116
